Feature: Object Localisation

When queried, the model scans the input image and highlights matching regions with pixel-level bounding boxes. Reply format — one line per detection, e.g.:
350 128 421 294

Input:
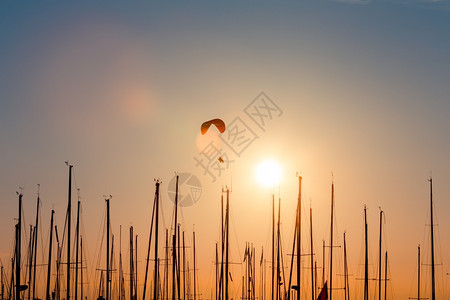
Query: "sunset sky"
1 1 450 299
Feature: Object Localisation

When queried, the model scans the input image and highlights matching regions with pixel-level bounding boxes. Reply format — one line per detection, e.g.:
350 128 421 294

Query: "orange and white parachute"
201 118 226 135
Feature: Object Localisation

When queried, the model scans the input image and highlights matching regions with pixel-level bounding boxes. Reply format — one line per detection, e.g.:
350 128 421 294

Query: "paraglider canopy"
201 118 226 135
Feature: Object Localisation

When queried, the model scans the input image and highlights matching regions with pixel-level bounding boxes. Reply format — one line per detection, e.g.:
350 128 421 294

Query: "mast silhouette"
15 192 22 300
143 180 159 300
271 194 275 300
310 207 314 300
409 245 427 300
106 198 110 300
329 181 334 300
193 231 197 300
46 211 56 299
154 181 160 300
32 185 40 300
343 232 349 300
81 236 84 300
296 176 301 300
429 177 435 300
364 206 368 300
75 198 81 300
378 210 383 300
173 176 179 300
130 226 135 300
225 188 230 300
28 225 33 300
66 163 73 300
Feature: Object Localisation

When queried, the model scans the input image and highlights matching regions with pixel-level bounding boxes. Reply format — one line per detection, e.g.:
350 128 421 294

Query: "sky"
1 0 450 299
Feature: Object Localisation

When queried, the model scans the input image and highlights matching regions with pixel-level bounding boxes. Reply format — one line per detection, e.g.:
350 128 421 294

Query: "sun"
255 160 282 187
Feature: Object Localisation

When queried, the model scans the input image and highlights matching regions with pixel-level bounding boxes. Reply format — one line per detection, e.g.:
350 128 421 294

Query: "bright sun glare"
255 160 282 187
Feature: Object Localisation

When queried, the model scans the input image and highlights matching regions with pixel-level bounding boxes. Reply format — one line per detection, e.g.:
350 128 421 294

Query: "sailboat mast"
271 194 275 300
276 198 281 300
130 226 134 300
364 206 368 300
28 225 34 300
378 210 383 300
343 232 348 300
81 237 83 300
429 178 435 300
193 231 197 300
67 164 73 300
106 198 110 300
75 198 80 300
329 181 334 300
154 181 160 300
16 192 22 300
55 225 60 300
296 176 301 300
173 176 179 300
310 207 314 300
322 240 325 287
177 225 181 300
135 235 138 300
1 264 3 300
418 245 420 300
32 185 40 300
219 193 224 300
183 231 186 300
216 243 218 300
384 252 387 300
225 188 230 300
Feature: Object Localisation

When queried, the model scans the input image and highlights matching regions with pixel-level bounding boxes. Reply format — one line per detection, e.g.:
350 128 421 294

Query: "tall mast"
143 180 159 300
28 225 34 300
378 210 383 300
322 240 325 287
55 225 60 300
271 194 275 300
154 181 160 300
193 231 197 300
384 252 387 300
364 206 368 300
417 245 421 300
106 198 110 300
67 163 73 300
329 181 334 300
310 206 314 300
178 224 181 300
32 185 40 300
296 176 302 300
110 235 115 299
166 229 169 300
135 235 138 300
216 242 218 300
130 226 134 300
343 232 348 300
219 193 224 300
16 192 22 300
276 198 281 300
173 176 179 300
81 237 83 300
314 261 317 300
225 188 230 300
287 219 298 300
429 177 435 300
119 226 123 300
1 264 4 300
183 231 186 300
75 197 81 300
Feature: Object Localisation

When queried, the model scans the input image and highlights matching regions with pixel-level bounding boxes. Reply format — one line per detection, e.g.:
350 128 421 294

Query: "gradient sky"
1 1 450 299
